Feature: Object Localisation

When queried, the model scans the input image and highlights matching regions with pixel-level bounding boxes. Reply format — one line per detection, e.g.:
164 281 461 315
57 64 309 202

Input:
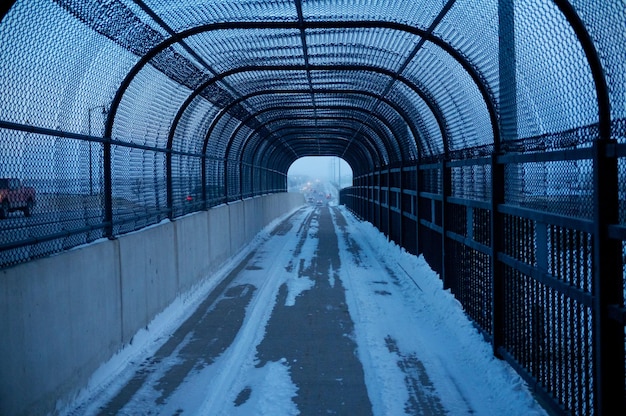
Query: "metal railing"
340 124 626 416
0 120 286 269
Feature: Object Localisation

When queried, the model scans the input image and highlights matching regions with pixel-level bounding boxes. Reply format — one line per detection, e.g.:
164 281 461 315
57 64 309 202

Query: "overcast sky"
287 156 352 181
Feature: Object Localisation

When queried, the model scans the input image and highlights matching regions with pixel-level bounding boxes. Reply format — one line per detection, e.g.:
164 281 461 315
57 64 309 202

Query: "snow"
60 204 547 416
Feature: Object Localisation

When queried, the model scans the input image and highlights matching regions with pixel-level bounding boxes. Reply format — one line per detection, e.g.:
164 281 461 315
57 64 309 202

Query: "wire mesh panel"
172 153 203 217
110 145 168 235
502 264 594 415
448 239 493 335
450 162 492 201
0 129 106 268
502 214 536 267
445 157 494 336
205 158 226 205
504 158 594 219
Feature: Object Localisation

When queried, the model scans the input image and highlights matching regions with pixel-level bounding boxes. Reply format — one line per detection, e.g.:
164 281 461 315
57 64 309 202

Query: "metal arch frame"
249 116 387 170
247 107 397 171
210 96 412 197
172 63 448 165
200 88 427 196
238 113 386 166
234 111 384 196
549 2 616 416
250 121 374 173
106 20 498 146
251 130 373 192
226 117 381 199
103 20 501 232
226 120 381 198
262 130 373 172
191 64 450 194
161 71 410 208
204 87 427 161
231 104 402 166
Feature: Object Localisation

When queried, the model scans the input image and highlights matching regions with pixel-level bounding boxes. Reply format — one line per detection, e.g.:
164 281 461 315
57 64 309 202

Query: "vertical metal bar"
536 222 548 272
592 139 623 416
491 153 505 357
551 2 619 413
103 135 113 238
201 154 207 209
386 166 391 240
362 175 366 221
416 163 421 255
378 169 383 234
102 107 115 239
247 163 251 197
467 206 474 241
494 0 516 358
441 159 452 289
399 164 405 248
358 175 363 218
223 159 229 202
368 174 372 223
166 150 173 219
238 159 246 198
498 0 517 143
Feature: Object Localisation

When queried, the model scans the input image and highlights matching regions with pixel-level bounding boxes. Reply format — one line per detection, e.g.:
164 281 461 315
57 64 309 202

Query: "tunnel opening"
288 156 353 205
288 156 353 188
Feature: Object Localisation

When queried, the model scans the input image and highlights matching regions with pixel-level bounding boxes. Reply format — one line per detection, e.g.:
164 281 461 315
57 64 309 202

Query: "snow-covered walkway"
63 205 547 416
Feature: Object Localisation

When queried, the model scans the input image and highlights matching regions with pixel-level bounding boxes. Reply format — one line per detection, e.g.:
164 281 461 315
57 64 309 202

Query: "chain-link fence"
340 0 626 411
342 118 625 415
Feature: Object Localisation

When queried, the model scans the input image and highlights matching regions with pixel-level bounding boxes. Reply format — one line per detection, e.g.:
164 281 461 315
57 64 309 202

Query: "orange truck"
0 178 35 219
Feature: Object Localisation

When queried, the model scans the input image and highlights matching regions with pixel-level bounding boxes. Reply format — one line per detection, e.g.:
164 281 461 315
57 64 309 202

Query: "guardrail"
340 133 626 416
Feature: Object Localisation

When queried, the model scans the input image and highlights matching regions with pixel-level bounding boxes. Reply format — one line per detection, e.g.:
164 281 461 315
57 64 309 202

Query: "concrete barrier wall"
243 197 263 241
207 204 232 272
228 200 246 254
0 241 122 416
175 211 210 294
118 222 178 343
0 193 304 416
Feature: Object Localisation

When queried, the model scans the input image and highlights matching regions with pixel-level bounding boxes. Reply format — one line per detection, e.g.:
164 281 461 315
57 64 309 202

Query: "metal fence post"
495 0 515 358
592 139 624 415
103 135 113 238
441 159 452 289
399 163 405 248
201 154 207 210
386 165 391 239
224 159 229 202
491 152 505 357
416 162 421 255
166 150 173 219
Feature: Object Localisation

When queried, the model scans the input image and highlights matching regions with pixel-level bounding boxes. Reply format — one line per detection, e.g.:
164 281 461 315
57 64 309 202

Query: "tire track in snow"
197 206 317 414
332 206 473 415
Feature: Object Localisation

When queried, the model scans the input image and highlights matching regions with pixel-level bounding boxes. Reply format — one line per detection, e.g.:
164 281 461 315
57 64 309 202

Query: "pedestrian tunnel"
0 1 625 415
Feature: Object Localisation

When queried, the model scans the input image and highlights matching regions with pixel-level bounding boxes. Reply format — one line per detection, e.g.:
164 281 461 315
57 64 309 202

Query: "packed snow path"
65 205 546 416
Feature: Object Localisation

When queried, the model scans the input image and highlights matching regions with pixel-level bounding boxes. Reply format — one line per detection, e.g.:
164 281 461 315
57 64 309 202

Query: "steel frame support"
398 163 405 248
490 153 505 358
591 139 624 415
441 159 452 290
415 162 421 255
385 165 392 240
237 105 394 167
492 0 515 357
103 134 113 237
204 88 424 162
